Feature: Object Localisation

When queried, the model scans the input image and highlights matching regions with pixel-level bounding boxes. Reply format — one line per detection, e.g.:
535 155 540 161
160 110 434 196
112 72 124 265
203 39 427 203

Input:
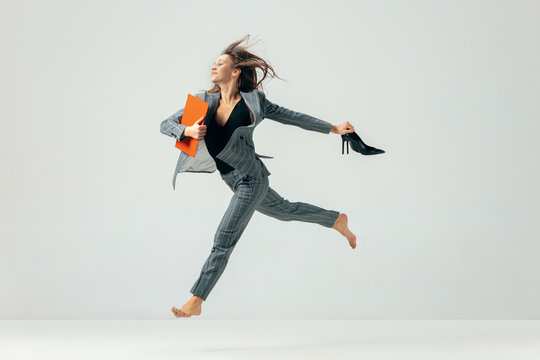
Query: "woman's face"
211 54 240 85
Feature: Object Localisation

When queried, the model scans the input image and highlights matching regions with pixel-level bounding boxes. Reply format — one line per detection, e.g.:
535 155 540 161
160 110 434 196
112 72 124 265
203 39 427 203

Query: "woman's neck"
218 86 241 105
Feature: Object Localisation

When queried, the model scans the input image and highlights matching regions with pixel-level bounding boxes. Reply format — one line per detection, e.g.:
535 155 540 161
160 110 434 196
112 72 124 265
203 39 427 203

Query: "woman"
161 35 357 318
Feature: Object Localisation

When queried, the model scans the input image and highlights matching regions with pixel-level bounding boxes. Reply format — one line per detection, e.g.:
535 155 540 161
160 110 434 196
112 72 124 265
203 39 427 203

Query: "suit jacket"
160 89 333 190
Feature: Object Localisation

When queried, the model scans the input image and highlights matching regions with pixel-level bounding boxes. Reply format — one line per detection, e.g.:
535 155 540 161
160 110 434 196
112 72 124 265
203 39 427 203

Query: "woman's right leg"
189 170 269 301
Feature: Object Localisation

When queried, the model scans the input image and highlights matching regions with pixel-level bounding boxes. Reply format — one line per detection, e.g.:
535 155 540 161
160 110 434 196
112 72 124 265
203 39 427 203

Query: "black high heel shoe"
341 132 385 155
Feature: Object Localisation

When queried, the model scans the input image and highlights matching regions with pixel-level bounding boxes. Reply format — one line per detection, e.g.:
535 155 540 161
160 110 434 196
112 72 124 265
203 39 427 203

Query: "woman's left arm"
258 91 354 135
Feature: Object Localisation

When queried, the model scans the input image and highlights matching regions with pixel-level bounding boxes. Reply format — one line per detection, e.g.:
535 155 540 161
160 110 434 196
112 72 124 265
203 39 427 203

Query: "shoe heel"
341 136 349 154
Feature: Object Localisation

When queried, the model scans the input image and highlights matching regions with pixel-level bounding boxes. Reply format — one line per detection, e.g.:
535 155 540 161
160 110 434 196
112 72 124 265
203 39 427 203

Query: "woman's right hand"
185 116 207 139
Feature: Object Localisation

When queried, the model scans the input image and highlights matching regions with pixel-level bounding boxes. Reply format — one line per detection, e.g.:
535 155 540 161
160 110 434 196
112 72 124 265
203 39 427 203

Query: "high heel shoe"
341 132 385 155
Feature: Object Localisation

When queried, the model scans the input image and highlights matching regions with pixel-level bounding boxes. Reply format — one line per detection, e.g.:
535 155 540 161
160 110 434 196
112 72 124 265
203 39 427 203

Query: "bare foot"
172 295 204 318
332 213 357 249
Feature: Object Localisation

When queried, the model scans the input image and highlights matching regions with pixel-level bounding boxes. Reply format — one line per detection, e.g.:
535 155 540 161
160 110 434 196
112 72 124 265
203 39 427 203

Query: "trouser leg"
256 186 340 228
190 172 269 301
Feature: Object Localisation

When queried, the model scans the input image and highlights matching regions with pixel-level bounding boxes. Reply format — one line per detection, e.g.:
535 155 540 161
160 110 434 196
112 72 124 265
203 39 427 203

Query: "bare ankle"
332 213 342 228
191 295 204 303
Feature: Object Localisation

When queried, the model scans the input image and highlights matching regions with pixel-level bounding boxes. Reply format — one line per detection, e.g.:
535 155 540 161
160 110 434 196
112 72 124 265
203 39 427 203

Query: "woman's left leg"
254 184 357 249
256 185 340 228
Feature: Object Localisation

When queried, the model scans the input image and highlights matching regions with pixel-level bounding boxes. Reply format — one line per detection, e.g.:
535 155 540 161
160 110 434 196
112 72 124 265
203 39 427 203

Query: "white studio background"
1 0 539 320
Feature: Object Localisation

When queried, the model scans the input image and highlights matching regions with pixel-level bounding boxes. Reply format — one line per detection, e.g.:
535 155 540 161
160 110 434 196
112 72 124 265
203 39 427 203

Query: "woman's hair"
204 34 285 94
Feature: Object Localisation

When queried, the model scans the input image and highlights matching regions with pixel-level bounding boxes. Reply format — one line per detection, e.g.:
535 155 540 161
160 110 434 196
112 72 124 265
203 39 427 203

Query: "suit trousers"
189 169 341 301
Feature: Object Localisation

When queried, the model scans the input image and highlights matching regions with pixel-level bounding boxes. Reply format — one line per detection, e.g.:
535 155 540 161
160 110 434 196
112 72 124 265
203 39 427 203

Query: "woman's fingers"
192 123 207 139
340 122 353 134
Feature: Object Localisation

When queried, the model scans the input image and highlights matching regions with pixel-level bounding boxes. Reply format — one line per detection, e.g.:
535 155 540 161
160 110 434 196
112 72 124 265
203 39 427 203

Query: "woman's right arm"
160 108 189 141
159 92 205 141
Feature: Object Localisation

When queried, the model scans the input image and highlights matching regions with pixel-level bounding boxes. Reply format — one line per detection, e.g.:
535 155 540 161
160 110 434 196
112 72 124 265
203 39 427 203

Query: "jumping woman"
160 35 381 318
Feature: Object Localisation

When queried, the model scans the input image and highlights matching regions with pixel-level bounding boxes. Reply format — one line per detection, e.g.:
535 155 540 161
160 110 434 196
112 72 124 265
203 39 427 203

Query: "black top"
205 97 252 175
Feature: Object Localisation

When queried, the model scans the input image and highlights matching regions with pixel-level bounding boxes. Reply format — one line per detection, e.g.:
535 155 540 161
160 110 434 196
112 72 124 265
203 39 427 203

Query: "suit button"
240 136 244 139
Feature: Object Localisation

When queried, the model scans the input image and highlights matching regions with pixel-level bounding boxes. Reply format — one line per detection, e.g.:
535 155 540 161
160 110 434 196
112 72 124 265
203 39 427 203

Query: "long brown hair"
201 34 285 94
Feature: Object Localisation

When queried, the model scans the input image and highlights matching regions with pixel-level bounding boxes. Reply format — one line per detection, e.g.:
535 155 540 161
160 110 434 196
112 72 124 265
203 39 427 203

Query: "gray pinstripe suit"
160 89 340 300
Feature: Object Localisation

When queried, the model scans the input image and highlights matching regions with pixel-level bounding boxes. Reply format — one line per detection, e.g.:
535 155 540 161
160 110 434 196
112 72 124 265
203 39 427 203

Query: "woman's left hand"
331 121 355 135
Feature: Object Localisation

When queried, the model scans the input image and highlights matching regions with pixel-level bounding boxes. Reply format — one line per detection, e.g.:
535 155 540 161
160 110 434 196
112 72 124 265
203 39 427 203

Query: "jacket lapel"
205 90 261 126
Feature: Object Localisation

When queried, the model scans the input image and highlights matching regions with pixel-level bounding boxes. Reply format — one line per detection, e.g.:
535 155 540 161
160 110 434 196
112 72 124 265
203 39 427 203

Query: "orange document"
174 94 209 158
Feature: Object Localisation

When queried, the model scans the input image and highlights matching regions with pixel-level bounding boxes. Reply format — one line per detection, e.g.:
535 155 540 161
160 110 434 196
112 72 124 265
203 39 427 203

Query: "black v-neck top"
205 97 252 175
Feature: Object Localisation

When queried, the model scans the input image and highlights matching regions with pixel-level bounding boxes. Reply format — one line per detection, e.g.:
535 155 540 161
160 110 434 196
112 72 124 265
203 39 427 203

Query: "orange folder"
175 94 209 158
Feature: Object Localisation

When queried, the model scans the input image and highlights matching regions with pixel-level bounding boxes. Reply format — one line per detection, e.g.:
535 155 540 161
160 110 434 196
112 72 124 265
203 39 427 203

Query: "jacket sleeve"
160 92 205 141
258 90 332 134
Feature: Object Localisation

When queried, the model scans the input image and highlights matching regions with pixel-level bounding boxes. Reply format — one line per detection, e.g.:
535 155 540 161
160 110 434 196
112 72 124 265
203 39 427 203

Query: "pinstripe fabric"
159 90 333 189
189 168 340 301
